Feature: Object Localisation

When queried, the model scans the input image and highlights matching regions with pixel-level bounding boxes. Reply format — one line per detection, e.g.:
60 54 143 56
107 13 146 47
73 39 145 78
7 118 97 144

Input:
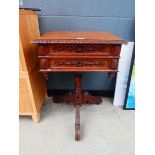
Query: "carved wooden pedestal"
53 91 102 105
53 73 102 140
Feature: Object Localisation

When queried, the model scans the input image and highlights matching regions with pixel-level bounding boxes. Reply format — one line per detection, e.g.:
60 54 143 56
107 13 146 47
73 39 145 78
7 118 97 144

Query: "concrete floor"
19 97 135 155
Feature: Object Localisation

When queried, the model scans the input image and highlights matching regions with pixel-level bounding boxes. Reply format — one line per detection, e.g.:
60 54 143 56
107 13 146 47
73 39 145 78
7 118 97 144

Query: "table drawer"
39 58 119 71
38 44 121 56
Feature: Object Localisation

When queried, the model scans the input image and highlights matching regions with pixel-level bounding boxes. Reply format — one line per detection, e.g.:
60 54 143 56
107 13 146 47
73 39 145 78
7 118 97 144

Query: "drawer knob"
76 61 82 67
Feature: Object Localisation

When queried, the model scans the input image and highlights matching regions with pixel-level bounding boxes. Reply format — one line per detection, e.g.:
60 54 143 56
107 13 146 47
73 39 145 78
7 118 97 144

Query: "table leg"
52 73 102 140
74 73 81 141
75 104 80 140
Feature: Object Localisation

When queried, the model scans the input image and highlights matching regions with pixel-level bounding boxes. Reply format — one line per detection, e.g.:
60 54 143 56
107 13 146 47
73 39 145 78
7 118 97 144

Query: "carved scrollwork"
52 46 106 53
43 73 48 80
40 59 49 69
111 59 119 69
55 60 104 67
53 47 73 51
38 45 48 55
112 45 121 55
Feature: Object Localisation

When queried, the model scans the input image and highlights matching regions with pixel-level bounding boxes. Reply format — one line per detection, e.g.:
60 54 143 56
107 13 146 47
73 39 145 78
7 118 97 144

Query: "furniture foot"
53 91 74 104
82 91 102 104
32 113 40 123
75 105 80 141
53 91 102 105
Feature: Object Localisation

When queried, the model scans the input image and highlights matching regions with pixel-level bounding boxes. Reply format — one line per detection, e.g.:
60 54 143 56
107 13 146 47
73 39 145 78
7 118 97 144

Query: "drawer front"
38 44 121 56
39 58 119 71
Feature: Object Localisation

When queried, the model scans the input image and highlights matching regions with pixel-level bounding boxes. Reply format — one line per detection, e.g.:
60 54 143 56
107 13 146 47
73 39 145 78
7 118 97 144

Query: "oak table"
33 31 127 140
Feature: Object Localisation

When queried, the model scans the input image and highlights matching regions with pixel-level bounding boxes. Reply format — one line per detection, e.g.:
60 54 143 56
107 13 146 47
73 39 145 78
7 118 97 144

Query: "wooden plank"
19 10 47 122
19 36 27 71
28 67 47 113
19 9 36 15
19 112 33 115
19 9 40 73
19 78 33 113
19 71 28 79
19 68 47 122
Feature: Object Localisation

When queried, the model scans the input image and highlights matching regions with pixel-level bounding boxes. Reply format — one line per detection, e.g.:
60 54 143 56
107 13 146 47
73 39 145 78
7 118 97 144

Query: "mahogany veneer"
33 31 127 140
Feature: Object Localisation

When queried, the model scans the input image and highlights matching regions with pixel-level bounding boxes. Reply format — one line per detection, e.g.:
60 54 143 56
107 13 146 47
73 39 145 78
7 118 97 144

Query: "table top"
33 31 127 44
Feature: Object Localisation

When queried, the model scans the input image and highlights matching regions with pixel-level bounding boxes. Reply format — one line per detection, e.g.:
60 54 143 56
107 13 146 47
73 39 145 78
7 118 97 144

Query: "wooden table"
33 31 127 140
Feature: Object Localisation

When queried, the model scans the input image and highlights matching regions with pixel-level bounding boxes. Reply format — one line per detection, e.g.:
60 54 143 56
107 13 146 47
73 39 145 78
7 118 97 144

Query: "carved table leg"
74 73 82 141
52 73 102 140
75 104 80 140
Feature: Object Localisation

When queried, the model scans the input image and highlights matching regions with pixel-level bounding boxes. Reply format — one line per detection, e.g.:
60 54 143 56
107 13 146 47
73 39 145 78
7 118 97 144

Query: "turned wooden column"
74 73 82 140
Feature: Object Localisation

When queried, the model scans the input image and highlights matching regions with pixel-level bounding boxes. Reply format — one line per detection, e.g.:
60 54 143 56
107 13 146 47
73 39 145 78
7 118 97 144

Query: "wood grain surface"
33 31 127 44
19 9 47 122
